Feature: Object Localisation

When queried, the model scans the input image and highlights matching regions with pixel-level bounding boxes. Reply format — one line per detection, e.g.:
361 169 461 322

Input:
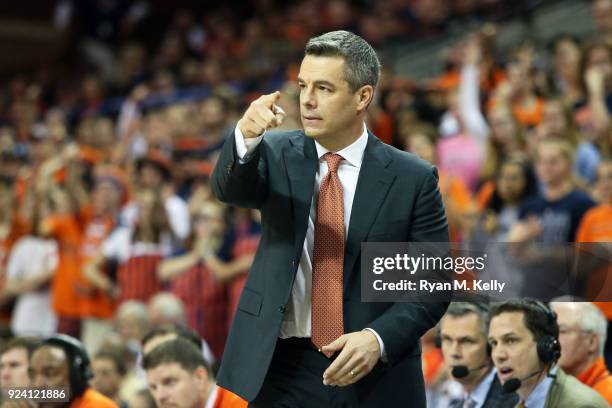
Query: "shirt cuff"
364 328 387 363
235 124 264 163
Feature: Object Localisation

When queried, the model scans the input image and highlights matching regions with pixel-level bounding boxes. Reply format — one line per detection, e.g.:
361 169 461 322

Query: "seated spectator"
147 292 187 327
439 302 518 408
143 337 246 408
576 159 612 348
402 122 473 242
550 300 612 404
157 202 234 359
121 151 190 251
488 299 608 407
510 140 596 243
30 334 117 407
140 324 215 371
125 388 156 408
3 197 58 336
0 337 36 387
91 349 129 408
577 159 612 242
113 301 150 352
86 190 168 304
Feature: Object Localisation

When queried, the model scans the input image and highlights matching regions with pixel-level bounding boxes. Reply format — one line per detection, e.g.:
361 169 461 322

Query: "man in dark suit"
439 302 518 408
211 30 449 407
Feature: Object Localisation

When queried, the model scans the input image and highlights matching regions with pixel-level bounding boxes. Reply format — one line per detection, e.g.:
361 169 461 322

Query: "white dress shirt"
235 125 386 358
463 368 496 408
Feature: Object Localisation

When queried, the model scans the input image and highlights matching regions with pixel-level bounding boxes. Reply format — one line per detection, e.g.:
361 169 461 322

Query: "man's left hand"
321 331 381 387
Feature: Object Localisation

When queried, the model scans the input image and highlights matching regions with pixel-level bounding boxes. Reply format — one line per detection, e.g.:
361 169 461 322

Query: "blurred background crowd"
0 0 611 407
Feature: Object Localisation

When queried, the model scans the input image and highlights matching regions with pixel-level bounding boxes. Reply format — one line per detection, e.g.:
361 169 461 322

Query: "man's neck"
567 354 599 377
316 121 365 152
517 370 548 402
545 180 573 201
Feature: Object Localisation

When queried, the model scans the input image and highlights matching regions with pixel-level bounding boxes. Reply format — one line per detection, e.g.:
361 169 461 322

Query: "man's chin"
303 127 324 139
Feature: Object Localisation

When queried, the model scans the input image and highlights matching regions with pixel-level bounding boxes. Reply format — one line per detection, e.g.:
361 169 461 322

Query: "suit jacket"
211 129 450 406
544 369 609 408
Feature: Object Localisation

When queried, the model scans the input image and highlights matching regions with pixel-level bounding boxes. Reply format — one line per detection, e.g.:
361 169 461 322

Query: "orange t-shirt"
70 388 118 408
44 214 84 318
78 212 117 319
577 357 612 405
487 94 544 127
513 97 544 127
576 204 612 319
439 171 473 242
421 347 444 386
213 386 248 408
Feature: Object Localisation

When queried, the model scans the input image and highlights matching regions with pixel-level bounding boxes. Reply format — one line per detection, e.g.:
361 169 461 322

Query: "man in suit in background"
212 30 449 407
488 299 608 408
439 302 518 408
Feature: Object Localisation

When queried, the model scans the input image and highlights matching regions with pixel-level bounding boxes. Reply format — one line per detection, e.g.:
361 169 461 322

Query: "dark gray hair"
445 302 491 335
305 30 381 92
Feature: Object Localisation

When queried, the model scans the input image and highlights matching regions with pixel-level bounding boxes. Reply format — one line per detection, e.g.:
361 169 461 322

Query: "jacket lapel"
344 133 395 289
283 132 318 259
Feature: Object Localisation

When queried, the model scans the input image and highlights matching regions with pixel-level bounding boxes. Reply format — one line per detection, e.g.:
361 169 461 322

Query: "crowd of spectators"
0 0 611 406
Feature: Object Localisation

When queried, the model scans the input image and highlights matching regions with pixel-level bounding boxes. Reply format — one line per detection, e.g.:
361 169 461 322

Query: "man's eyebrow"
489 331 517 340
297 78 336 88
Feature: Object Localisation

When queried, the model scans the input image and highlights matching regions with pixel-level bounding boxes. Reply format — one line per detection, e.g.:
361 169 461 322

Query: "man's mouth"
498 366 514 380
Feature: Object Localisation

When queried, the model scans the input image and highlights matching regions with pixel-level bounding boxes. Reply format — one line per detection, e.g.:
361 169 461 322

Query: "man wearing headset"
439 302 518 408
488 299 608 408
29 334 117 408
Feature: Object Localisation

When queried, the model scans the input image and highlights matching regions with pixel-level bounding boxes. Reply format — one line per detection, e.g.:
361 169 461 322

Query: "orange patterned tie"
311 152 345 357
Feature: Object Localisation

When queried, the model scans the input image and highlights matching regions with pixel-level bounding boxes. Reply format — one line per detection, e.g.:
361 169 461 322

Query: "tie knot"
324 153 343 173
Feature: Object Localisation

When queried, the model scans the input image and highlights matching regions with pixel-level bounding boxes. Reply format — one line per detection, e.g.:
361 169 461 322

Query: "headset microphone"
502 370 542 393
451 363 489 379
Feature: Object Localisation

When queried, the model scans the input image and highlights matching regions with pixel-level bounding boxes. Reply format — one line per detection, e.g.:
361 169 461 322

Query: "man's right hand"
238 91 287 138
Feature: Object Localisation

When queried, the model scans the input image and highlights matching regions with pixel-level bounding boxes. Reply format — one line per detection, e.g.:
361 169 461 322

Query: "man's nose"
301 87 316 108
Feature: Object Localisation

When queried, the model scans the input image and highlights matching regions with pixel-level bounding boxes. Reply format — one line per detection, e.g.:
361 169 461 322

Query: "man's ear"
194 366 209 386
356 85 374 112
588 332 600 355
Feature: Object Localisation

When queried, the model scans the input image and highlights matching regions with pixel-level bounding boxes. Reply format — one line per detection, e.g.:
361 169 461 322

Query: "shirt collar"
523 367 557 408
314 124 368 168
204 385 218 408
577 357 611 387
465 368 496 407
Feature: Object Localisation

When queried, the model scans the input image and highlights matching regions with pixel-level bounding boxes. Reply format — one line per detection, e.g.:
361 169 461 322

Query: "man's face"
551 303 596 374
594 0 612 34
147 363 207 408
440 313 490 385
298 55 366 144
29 346 71 390
0 347 30 387
535 145 569 186
90 357 122 399
488 312 541 389
597 162 612 202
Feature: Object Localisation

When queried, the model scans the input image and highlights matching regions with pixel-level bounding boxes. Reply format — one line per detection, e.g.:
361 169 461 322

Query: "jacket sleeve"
211 129 268 209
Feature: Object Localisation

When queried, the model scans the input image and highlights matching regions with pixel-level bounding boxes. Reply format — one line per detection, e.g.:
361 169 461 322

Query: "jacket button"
278 305 286 314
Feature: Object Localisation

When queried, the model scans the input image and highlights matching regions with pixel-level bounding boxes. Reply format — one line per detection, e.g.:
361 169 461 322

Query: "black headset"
524 300 561 365
41 334 92 398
